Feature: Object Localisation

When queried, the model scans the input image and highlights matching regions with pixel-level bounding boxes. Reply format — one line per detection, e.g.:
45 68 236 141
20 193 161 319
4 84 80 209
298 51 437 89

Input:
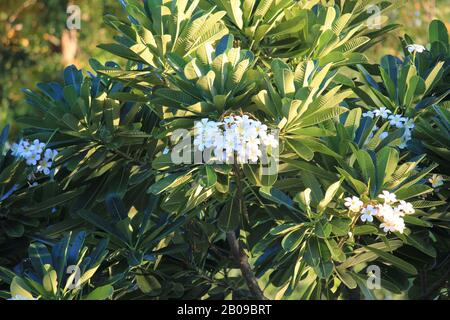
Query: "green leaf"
335 267 357 289
325 239 346 263
43 268 58 295
356 150 376 191
24 190 83 215
299 106 348 127
314 222 332 238
340 240 404 269
4 222 24 238
353 225 378 236
336 167 368 195
28 243 52 278
304 237 333 279
429 20 449 46
330 218 351 237
10 277 34 299
105 194 128 221
136 275 162 296
376 147 398 190
365 246 418 275
424 61 445 94
77 210 129 244
403 215 432 228
259 186 300 214
281 228 307 253
218 194 241 232
269 223 299 236
218 0 244 29
318 180 342 212
200 165 217 188
409 199 447 209
286 138 314 161
147 172 192 195
395 184 432 200
84 285 114 300
344 108 362 138
402 234 436 257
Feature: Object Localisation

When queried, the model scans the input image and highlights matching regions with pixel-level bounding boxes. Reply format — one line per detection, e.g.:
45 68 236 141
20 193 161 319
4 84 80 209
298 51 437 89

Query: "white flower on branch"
378 190 397 204
428 174 444 188
406 44 426 53
344 196 364 212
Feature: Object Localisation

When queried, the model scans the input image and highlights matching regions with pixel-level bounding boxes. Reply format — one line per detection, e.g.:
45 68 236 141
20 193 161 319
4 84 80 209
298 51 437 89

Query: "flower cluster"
193 115 278 163
344 191 415 234
363 107 414 149
11 139 58 176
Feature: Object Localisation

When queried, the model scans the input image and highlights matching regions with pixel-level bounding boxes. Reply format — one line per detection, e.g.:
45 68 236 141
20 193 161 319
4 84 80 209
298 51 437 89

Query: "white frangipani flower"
30 139 45 155
388 114 406 128
44 148 58 161
261 133 279 149
362 110 375 118
379 209 406 233
406 44 426 53
37 158 53 175
376 203 395 218
378 190 397 204
428 174 444 188
360 204 377 222
25 151 41 166
373 107 392 119
344 196 364 212
398 200 415 215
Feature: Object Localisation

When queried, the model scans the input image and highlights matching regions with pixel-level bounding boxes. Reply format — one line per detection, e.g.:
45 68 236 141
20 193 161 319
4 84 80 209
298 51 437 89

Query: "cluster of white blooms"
406 44 426 54
344 190 415 234
11 139 58 176
193 115 278 163
363 107 414 149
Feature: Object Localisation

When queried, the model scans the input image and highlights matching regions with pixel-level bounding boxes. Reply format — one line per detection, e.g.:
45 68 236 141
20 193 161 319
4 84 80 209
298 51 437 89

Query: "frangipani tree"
0 0 449 300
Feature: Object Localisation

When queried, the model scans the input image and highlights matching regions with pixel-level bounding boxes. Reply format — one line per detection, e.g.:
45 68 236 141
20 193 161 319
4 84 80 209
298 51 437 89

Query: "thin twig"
8 0 38 24
110 148 147 167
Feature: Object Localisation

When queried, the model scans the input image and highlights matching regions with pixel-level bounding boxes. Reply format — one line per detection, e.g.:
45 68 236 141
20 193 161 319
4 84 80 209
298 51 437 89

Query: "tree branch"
226 232 267 300
228 164 266 300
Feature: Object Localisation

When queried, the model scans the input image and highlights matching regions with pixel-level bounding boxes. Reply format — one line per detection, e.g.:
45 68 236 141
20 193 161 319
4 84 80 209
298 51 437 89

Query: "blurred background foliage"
0 0 449 132
0 0 124 131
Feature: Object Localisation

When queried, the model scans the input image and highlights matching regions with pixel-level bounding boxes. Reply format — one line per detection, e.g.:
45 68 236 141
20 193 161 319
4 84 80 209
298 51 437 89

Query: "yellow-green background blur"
1 0 449 132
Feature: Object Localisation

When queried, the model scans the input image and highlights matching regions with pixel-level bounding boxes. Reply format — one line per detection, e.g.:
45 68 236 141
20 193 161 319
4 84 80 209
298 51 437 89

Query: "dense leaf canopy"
0 0 449 300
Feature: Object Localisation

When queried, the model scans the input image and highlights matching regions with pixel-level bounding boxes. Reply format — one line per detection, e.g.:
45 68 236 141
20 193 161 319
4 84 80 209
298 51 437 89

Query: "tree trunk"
61 29 78 66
